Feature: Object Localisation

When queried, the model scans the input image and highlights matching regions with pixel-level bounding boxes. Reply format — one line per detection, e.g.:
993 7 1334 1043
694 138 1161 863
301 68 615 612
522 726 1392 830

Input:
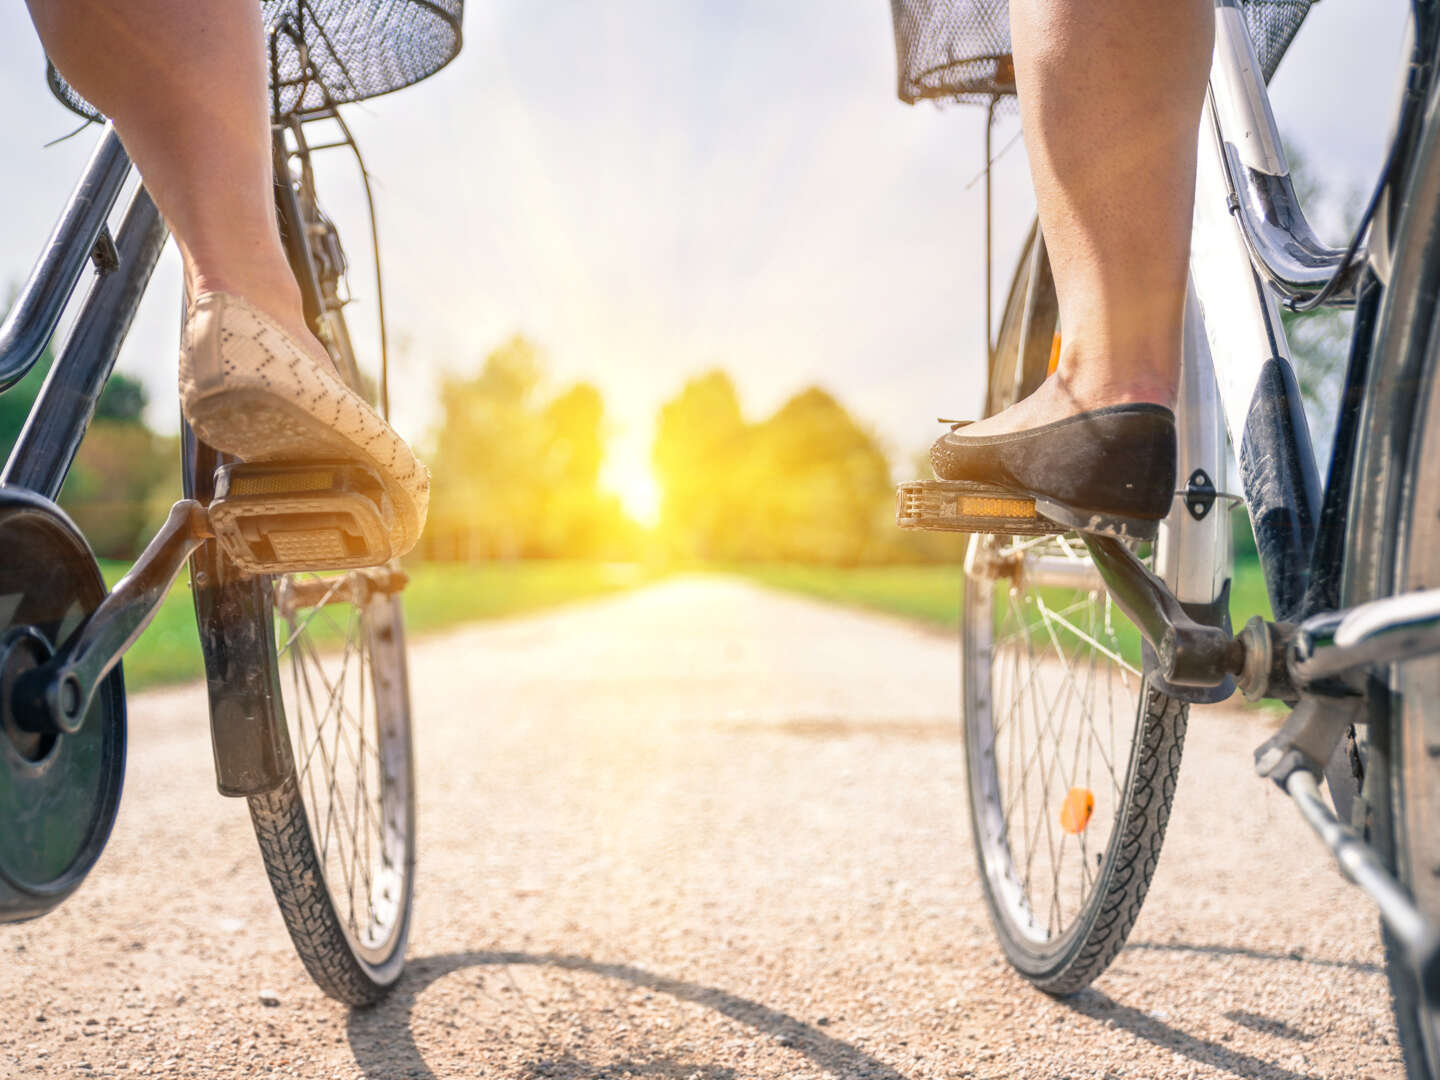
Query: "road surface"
0 578 1403 1078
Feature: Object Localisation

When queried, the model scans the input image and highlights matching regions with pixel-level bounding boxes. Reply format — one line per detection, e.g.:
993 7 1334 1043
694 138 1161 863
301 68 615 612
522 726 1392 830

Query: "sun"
601 454 660 527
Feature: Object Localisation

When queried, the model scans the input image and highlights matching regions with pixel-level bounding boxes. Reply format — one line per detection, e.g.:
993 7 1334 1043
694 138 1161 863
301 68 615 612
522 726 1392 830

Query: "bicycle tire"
961 223 1189 995
1342 73 1440 1074
186 200 416 1005
247 580 414 1005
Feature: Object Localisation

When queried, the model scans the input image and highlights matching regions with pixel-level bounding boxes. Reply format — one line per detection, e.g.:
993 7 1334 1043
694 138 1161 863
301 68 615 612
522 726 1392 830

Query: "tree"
425 336 638 560
0 346 176 559
653 371 746 559
652 375 897 564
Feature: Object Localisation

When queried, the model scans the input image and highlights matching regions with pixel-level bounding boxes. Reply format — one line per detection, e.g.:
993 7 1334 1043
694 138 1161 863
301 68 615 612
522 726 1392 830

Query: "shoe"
928 403 1177 527
178 291 429 556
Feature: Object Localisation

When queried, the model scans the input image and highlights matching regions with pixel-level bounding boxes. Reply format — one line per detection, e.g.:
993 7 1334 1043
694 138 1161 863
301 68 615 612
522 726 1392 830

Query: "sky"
0 1 1412 523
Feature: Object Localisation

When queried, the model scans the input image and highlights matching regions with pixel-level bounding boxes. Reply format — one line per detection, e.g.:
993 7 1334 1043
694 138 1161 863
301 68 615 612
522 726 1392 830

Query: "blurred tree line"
421 336 638 561
423 349 952 566
651 370 951 565
0 349 179 560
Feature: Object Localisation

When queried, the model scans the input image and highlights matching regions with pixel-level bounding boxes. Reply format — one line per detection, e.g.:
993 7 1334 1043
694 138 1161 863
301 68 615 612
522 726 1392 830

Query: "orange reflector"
1048 333 1062 377
1059 787 1094 834
957 495 1036 519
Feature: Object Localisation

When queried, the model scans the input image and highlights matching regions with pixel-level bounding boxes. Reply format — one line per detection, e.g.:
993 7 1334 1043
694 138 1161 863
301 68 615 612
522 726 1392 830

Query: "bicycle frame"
1185 0 1355 626
0 119 350 796
0 130 164 501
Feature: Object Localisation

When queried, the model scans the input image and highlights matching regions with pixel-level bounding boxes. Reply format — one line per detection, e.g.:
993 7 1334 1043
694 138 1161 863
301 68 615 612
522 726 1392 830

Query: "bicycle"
0 2 461 1005
894 0 1440 1073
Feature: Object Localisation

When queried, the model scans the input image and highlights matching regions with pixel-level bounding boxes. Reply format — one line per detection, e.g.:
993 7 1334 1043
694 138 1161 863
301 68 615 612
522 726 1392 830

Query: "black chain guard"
0 487 125 921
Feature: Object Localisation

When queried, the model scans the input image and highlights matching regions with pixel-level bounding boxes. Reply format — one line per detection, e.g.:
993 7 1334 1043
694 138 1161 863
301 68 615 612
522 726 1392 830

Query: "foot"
178 292 429 558
188 269 339 376
950 372 1175 440
929 376 1178 522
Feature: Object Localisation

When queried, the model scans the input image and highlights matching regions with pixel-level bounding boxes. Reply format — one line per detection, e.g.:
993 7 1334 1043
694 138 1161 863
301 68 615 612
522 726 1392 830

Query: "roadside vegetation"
734 539 1271 635
105 560 662 692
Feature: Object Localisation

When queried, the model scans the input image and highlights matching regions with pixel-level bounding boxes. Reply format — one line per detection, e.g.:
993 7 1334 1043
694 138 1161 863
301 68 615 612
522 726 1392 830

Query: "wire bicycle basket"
47 0 463 122
889 0 1314 108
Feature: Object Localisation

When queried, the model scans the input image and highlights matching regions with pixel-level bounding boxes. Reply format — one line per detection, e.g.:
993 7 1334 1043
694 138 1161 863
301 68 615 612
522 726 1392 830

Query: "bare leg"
958 0 1213 438
25 0 329 368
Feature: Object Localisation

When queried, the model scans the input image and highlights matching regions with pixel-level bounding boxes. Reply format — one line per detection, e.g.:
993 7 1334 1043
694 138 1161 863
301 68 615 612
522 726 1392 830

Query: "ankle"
185 264 337 373
1051 359 1178 411
186 250 304 314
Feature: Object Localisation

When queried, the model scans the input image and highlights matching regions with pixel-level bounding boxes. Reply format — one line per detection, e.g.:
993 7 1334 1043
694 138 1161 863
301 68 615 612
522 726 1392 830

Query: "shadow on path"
1064 989 1316 1080
1128 939 1384 976
345 951 911 1080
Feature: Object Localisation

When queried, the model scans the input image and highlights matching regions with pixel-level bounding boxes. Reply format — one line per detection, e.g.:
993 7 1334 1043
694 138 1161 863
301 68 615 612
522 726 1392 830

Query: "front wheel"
187 440 417 1005
250 584 415 1004
962 535 1187 994
961 223 1189 994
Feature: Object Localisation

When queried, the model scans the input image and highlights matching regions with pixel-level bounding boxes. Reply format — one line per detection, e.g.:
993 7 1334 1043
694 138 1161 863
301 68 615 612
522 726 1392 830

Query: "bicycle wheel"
185 192 415 1005
248 573 414 1006
961 224 1188 995
1343 85 1440 1076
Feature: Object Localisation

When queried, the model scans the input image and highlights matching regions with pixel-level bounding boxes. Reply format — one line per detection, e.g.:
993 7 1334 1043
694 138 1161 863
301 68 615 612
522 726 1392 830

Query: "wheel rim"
964 531 1146 953
274 572 410 967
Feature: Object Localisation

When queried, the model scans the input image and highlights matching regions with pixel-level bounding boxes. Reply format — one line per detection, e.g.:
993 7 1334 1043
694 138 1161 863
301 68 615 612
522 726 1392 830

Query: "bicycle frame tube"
1 186 168 500
1209 0 1356 305
1191 6 1329 624
0 127 131 394
1156 283 1232 613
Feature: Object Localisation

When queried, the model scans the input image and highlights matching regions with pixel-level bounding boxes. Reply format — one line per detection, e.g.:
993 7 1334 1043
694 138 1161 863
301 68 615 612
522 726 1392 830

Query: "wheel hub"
0 627 57 764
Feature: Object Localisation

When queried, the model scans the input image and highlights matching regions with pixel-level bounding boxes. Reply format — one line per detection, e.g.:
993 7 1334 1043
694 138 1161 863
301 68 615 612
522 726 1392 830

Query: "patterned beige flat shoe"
178 291 429 557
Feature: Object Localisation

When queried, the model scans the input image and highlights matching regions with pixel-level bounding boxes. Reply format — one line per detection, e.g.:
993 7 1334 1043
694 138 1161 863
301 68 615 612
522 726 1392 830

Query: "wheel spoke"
975 533 1154 951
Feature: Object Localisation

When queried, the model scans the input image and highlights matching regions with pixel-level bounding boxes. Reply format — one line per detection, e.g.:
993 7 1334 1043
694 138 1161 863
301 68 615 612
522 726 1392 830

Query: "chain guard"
0 488 125 921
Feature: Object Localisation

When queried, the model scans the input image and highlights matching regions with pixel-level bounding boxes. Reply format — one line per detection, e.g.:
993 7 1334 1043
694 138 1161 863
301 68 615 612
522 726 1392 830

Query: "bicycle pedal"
896 480 1060 536
208 462 395 575
895 480 1159 541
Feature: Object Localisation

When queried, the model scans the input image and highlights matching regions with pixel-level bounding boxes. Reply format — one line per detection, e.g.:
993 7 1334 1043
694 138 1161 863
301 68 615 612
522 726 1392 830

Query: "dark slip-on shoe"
924 403 1177 538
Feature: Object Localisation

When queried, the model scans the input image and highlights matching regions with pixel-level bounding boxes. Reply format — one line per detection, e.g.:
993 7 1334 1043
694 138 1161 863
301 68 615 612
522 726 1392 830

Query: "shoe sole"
186 387 421 554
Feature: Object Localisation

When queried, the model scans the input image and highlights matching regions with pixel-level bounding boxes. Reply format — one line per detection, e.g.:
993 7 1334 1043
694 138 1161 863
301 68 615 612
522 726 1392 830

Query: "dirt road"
0 578 1403 1078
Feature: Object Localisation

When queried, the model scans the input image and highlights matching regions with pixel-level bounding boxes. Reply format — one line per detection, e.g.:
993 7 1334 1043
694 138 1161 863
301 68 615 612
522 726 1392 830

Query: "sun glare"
602 454 661 528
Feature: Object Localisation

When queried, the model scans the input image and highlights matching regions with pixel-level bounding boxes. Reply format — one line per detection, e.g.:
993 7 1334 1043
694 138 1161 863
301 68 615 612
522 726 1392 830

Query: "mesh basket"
890 0 1015 107
890 0 1312 106
1240 0 1313 82
48 0 463 122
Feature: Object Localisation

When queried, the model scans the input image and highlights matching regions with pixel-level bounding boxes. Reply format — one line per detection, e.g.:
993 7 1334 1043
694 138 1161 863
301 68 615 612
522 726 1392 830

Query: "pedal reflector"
209 462 395 576
896 480 1060 536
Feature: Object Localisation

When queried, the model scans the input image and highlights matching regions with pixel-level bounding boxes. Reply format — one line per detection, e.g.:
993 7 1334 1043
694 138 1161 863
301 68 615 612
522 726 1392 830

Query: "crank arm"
1081 535 1241 688
1081 539 1440 698
14 500 211 735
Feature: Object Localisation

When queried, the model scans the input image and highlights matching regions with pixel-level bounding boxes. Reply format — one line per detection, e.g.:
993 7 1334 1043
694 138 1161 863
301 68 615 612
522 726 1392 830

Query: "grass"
732 550 1274 639
100 559 661 694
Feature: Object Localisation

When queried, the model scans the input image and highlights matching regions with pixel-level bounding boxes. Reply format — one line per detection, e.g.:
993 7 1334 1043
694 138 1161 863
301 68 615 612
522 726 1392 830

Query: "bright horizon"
0 2 1409 526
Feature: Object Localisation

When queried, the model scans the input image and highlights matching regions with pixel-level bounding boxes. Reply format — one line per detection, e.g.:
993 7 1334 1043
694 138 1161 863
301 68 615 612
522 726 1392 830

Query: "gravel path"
0 577 1403 1078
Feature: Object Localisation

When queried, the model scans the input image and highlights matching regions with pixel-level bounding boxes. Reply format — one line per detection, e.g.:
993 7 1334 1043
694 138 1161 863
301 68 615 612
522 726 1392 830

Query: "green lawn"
100 560 660 693
734 551 1274 639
